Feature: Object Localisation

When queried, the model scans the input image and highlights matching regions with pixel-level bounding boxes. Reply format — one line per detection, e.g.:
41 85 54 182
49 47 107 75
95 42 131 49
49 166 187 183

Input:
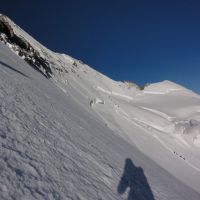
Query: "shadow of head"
117 158 155 200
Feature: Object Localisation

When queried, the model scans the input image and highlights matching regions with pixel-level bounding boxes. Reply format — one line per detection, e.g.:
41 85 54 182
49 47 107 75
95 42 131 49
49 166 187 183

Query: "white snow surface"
0 15 200 199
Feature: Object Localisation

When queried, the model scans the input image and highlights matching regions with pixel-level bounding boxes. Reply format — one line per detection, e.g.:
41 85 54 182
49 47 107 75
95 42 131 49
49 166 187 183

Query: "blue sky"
1 0 200 93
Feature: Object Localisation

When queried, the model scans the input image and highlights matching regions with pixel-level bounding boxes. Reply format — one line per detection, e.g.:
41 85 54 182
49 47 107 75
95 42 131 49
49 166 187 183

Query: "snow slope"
0 15 200 199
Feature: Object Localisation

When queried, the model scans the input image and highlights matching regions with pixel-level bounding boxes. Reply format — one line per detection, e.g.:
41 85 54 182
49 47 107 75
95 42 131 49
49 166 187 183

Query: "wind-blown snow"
0 14 200 199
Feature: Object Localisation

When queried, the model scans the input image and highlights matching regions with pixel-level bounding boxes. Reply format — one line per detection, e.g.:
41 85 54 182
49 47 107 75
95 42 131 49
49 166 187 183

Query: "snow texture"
0 14 200 199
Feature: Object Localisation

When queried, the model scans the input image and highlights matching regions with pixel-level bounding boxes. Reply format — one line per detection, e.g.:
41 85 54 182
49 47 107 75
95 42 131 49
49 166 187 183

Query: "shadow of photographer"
118 158 155 200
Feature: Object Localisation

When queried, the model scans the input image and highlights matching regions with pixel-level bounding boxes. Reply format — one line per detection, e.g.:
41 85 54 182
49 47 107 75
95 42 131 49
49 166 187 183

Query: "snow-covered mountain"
0 14 200 200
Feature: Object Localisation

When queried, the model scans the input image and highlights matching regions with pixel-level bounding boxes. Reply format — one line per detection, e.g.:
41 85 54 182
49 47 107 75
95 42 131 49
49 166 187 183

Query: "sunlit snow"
0 14 200 200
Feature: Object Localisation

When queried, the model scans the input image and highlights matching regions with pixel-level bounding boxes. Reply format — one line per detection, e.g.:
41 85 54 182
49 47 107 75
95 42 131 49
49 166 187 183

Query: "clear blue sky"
1 0 200 93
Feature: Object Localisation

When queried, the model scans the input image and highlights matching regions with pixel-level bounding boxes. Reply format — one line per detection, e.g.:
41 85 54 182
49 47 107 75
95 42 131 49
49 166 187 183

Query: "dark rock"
0 15 53 79
0 15 14 38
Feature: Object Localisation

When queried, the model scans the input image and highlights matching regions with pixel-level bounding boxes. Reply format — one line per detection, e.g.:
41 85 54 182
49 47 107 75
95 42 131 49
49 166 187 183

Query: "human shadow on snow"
117 158 155 200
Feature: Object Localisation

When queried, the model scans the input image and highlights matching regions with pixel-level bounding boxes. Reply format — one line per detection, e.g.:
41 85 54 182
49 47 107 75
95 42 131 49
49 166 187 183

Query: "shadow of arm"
117 176 129 194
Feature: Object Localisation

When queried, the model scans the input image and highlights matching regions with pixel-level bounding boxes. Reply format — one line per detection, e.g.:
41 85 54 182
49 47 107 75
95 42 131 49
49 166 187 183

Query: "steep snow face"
1 15 200 199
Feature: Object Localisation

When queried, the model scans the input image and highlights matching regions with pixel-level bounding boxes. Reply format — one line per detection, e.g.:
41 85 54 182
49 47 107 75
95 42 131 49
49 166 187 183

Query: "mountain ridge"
1 14 200 199
1 13 197 95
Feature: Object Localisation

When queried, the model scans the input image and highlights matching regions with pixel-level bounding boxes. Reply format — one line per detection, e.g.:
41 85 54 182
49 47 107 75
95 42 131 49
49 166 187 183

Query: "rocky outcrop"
0 14 52 78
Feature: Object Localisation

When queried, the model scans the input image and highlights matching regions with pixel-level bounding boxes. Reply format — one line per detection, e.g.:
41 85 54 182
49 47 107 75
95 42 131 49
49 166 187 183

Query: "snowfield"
0 15 200 199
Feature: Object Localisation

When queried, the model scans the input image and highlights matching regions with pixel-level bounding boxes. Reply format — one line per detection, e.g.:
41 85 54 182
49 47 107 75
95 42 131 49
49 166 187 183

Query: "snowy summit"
0 14 200 200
